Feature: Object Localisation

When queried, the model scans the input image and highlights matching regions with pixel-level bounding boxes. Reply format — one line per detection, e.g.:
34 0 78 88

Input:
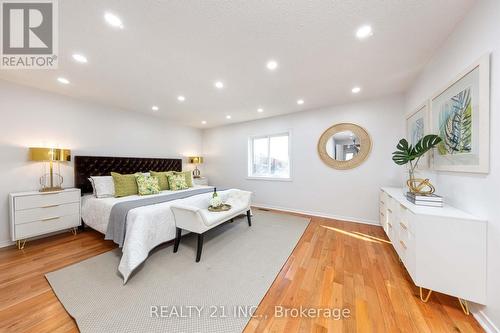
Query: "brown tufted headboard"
74 155 182 194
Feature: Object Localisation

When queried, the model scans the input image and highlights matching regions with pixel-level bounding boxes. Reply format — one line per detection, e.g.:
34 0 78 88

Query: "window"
248 132 291 180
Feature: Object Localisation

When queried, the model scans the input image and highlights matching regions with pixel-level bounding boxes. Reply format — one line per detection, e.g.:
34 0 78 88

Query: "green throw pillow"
174 171 193 187
111 172 139 197
150 171 174 190
136 174 160 195
167 173 189 191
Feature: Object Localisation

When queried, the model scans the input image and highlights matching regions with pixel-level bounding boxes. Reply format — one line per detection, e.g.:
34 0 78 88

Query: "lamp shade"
29 147 71 162
188 156 203 164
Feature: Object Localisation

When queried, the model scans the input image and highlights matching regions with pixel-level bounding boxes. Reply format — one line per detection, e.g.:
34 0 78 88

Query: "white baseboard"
252 203 380 226
0 239 14 248
472 305 500 333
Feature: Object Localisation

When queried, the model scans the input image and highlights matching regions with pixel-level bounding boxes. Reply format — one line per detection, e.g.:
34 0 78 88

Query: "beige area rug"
46 210 310 333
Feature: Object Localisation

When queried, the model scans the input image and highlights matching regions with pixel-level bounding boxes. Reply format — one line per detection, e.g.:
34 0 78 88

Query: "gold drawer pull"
387 208 393 213
400 240 407 250
388 223 393 228
41 216 60 222
380 201 385 205
400 222 408 230
41 204 59 209
380 212 385 217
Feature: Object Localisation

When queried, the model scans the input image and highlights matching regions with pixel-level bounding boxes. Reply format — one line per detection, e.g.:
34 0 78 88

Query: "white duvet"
81 185 231 283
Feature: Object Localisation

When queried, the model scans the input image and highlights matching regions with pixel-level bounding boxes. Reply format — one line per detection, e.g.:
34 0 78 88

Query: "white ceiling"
0 0 476 128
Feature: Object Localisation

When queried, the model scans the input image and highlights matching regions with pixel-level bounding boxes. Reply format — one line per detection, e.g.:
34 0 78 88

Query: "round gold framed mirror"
317 123 372 170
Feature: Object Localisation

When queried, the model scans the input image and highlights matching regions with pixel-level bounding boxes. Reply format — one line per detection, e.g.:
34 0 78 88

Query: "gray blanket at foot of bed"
105 187 218 247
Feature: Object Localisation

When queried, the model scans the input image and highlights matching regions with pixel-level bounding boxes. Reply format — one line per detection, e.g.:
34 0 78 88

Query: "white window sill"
246 176 292 182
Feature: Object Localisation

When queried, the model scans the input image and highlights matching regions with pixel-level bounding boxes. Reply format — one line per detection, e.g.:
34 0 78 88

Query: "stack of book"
406 192 443 207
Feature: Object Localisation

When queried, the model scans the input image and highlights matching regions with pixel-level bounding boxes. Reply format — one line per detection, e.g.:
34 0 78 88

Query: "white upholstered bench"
170 189 252 262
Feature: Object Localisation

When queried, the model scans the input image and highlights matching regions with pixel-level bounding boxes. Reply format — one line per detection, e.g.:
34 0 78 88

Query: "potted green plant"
392 134 442 194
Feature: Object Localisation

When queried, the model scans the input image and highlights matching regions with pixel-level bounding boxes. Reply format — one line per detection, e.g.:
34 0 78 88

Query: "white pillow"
88 177 96 196
90 176 115 198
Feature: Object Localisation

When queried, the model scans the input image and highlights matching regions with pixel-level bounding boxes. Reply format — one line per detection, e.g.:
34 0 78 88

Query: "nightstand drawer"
193 177 208 186
15 202 80 225
15 214 80 240
15 191 80 210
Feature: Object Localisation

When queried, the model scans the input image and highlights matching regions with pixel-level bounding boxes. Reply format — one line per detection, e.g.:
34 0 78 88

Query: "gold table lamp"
188 156 204 178
29 147 71 192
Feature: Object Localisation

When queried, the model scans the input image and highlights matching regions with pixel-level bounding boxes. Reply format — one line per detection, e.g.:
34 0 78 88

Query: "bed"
75 156 228 283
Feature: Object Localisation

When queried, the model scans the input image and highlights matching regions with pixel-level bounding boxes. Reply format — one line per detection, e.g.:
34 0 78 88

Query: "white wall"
203 95 404 224
0 80 202 247
405 0 500 329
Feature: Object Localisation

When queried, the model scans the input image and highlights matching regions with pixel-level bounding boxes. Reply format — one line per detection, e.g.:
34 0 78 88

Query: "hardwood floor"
0 210 484 333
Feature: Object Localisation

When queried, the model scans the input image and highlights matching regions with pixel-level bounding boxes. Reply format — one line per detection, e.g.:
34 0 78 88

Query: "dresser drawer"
397 234 416 281
15 214 80 240
379 190 388 208
379 210 387 230
15 191 80 210
14 202 80 225
398 204 414 235
386 210 397 243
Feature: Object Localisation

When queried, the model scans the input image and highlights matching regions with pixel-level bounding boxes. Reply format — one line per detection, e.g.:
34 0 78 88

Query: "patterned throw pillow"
167 173 189 191
111 172 140 197
149 171 174 190
136 175 160 196
173 171 193 187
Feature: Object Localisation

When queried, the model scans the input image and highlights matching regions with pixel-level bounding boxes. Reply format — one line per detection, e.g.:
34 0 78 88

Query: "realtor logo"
1 0 58 69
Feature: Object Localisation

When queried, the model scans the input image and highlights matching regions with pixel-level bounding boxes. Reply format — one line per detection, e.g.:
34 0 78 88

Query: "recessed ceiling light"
352 86 361 94
104 12 124 29
356 25 373 39
257 108 264 113
226 115 231 119
72 54 88 63
201 120 207 125
214 81 224 89
177 95 186 102
151 105 159 111
297 99 304 105
57 77 70 84
266 60 278 71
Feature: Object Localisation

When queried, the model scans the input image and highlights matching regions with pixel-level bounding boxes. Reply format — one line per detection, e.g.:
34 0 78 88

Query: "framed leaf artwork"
430 54 490 173
406 102 429 168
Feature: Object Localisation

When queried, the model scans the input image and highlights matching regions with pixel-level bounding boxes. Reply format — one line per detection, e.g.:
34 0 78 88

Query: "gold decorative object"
188 156 204 178
317 123 372 170
208 204 231 212
407 178 435 195
29 147 71 192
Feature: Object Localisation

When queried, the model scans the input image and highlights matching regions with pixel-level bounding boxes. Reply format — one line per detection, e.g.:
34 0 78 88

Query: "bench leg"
173 227 181 253
247 210 252 227
196 233 204 262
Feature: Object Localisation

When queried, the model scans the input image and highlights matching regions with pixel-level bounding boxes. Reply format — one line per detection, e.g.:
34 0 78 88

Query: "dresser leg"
458 298 470 315
16 239 26 250
419 287 433 302
71 227 78 235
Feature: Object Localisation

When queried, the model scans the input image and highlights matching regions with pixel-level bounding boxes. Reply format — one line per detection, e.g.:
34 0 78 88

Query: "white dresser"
379 187 487 313
9 188 81 249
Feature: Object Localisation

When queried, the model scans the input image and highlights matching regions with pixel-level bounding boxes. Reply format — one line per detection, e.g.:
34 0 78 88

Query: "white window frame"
247 131 292 181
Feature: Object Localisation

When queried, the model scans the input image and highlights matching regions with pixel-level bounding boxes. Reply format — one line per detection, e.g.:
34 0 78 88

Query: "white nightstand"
193 177 208 186
9 188 81 249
